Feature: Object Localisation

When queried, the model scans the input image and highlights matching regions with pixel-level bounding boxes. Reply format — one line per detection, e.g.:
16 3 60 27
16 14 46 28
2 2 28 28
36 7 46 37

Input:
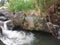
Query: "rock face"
0 9 14 19
0 7 59 37
0 12 8 21
0 9 45 31
12 11 45 30
0 12 14 30
13 11 26 26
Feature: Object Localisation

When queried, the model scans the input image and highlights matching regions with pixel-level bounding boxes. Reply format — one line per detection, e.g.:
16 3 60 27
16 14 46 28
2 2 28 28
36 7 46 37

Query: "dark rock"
0 16 8 21
0 40 5 45
0 12 5 16
0 9 14 19
7 20 14 30
0 9 45 31
0 12 8 21
0 27 2 36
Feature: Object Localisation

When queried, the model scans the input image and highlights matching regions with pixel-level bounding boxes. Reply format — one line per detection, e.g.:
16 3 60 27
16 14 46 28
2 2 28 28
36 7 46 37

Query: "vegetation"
7 0 38 12
0 4 2 7
7 0 58 13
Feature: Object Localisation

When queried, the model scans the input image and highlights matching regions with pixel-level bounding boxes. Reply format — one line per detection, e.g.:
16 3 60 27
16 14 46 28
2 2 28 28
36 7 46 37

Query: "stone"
13 11 26 26
0 16 8 21
23 15 45 30
24 15 35 30
0 12 8 21
0 12 14 30
7 20 14 30
0 9 14 19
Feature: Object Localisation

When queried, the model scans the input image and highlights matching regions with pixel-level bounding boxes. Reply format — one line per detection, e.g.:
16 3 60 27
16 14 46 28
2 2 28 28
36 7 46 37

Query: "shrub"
7 0 37 12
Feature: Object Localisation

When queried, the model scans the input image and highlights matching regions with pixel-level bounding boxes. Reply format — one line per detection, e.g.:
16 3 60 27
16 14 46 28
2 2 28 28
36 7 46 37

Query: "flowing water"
0 20 60 45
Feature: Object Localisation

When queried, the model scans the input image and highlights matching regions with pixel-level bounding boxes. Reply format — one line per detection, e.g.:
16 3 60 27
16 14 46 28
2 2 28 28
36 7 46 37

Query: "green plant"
7 0 57 13
36 0 57 12
0 4 2 7
7 0 37 12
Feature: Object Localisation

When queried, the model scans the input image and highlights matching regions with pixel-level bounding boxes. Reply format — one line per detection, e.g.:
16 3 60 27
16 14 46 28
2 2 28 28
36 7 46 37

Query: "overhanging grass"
7 0 38 12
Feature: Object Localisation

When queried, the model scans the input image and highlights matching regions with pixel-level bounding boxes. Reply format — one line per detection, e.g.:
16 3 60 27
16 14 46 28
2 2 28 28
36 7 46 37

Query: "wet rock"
0 8 55 33
0 12 8 21
0 21 4 27
13 11 26 26
0 20 14 30
0 9 14 30
0 21 3 36
0 16 8 21
7 20 14 30
0 40 5 45
0 9 14 19
0 12 5 16
0 26 2 36
0 9 45 31
0 13 14 30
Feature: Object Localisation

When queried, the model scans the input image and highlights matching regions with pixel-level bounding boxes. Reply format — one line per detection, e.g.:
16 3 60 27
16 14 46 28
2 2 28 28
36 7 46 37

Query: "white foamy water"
0 20 35 45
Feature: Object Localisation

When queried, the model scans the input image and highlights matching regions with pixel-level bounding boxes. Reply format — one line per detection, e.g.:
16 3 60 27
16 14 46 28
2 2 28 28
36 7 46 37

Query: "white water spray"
0 20 35 45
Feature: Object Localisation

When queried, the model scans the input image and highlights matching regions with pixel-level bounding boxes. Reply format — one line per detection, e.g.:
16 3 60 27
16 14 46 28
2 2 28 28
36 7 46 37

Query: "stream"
0 20 60 45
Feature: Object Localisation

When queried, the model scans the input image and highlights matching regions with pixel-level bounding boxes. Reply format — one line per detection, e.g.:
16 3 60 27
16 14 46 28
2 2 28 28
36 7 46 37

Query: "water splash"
0 20 35 45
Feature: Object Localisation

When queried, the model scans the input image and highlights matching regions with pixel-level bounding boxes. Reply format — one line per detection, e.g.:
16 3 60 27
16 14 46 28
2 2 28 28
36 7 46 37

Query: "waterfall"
0 20 35 45
3 20 11 30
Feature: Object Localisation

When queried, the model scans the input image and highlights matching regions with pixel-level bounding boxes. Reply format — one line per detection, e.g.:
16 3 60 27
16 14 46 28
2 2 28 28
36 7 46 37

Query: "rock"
0 16 8 21
0 12 5 16
11 11 45 30
2 11 13 19
0 11 14 30
23 15 44 30
13 11 26 26
12 11 45 30
0 9 45 31
24 15 35 30
0 9 14 19
0 26 2 36
0 20 14 30
0 40 5 45
0 12 8 21
7 20 14 30
0 21 3 35
0 9 56 34
0 21 4 26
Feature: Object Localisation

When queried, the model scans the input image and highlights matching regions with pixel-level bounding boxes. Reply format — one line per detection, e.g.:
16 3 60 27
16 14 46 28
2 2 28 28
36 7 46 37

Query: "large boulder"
24 15 45 30
12 11 45 30
0 8 45 31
